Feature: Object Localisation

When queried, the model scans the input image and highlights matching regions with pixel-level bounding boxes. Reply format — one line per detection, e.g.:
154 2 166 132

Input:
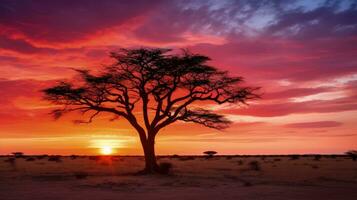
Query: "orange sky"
0 0 357 155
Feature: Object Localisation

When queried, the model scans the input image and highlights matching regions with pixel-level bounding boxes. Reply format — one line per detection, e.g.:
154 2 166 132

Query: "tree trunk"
141 135 159 174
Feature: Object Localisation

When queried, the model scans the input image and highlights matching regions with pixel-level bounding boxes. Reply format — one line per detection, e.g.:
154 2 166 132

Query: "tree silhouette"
43 48 259 173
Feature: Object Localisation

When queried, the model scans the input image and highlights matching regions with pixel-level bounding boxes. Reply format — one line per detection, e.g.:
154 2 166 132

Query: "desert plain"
0 155 356 200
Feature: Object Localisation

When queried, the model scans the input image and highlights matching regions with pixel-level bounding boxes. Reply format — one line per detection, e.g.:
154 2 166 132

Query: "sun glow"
89 139 125 155
100 146 113 155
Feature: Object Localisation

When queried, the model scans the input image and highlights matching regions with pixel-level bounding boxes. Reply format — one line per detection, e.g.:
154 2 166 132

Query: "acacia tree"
43 48 259 173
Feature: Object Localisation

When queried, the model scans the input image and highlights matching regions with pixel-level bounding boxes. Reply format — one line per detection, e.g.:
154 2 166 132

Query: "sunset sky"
0 0 356 155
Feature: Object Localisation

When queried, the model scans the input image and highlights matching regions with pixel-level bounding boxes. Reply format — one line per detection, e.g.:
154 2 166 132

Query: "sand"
0 155 356 200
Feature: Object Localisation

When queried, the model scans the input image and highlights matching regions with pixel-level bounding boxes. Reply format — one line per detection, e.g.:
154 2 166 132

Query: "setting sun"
100 146 113 155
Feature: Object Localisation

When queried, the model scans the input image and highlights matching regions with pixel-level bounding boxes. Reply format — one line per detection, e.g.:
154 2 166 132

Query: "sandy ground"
0 155 356 200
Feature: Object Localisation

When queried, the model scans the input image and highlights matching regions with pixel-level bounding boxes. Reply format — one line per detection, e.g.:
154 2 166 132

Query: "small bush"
26 157 35 162
248 161 261 171
70 155 78 160
74 172 88 179
274 158 281 162
345 150 357 161
48 156 62 162
158 162 173 175
171 154 180 159
237 160 244 165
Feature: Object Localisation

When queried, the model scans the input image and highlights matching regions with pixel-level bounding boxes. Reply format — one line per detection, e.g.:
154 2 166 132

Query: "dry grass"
0 155 356 200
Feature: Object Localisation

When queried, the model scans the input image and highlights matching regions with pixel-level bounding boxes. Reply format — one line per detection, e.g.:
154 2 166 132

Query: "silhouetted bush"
248 161 261 171
48 156 62 162
290 155 300 160
237 160 244 165
345 150 357 161
158 162 173 175
26 157 35 161
274 158 281 162
74 172 88 179
70 155 78 160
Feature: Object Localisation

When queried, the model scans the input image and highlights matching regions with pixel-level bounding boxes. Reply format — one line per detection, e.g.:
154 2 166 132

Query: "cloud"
0 0 162 44
284 121 343 128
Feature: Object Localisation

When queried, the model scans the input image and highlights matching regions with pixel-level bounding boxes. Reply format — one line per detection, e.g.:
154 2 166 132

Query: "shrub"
248 161 261 171
274 158 281 162
345 150 357 161
158 162 173 175
26 157 36 162
70 155 78 160
48 156 62 162
237 160 244 165
171 154 180 159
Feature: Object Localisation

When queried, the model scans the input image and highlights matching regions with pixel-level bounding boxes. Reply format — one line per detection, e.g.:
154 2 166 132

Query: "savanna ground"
0 155 356 200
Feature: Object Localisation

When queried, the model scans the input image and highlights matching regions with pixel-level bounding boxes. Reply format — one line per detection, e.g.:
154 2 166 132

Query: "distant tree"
345 150 357 161
12 152 24 158
204 151 217 158
43 48 259 174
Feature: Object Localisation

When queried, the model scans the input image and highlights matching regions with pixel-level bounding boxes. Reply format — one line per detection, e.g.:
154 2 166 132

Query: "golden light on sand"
100 146 113 155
